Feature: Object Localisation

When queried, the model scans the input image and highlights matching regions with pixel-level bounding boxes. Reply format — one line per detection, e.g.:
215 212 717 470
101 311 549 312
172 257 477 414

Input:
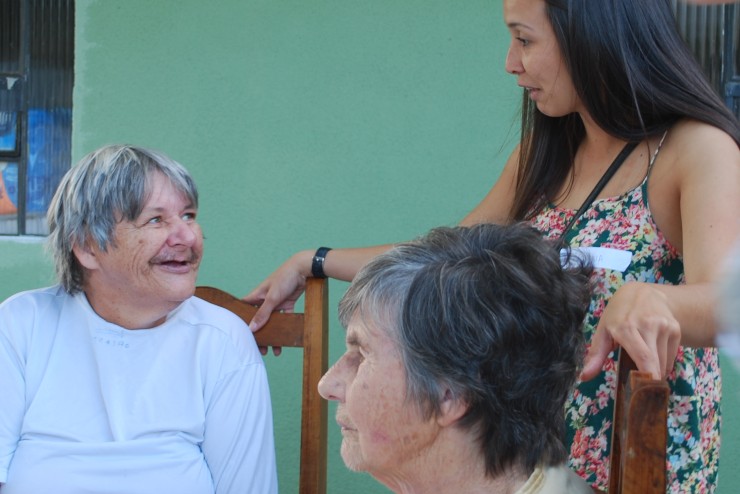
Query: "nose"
505 43 523 75
318 362 344 403
167 216 199 247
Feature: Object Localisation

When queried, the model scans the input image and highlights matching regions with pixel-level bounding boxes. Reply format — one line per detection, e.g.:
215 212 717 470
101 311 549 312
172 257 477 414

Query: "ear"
72 241 100 270
436 388 469 428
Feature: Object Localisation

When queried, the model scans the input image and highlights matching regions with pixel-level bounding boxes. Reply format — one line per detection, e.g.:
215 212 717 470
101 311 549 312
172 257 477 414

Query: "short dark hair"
339 222 593 476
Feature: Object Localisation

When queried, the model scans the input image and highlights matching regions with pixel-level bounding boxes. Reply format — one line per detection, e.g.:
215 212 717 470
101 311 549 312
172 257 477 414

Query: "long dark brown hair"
510 0 740 221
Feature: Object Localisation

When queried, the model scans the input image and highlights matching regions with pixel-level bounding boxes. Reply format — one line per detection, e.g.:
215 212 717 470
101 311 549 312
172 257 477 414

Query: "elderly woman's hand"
580 281 682 381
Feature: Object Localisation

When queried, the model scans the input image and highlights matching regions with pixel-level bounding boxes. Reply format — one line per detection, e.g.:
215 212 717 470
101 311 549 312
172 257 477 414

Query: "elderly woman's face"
318 313 440 479
75 172 203 327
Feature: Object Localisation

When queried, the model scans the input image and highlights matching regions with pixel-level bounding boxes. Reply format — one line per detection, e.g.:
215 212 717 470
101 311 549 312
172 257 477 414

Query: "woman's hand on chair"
580 281 681 381
243 250 313 354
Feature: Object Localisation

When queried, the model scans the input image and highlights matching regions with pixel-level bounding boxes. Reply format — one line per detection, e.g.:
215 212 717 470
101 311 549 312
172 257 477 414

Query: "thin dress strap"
647 130 669 174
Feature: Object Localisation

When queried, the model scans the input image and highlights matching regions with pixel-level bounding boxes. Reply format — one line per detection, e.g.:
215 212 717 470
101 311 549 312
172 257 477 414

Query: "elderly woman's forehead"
346 311 394 344
143 171 192 198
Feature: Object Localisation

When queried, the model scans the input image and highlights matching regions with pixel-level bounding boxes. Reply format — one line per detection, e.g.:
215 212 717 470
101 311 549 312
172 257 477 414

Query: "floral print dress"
529 141 721 493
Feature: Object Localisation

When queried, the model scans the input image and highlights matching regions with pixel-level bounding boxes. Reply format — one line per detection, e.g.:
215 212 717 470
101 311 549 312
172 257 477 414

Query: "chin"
180 287 197 301
340 443 367 473
535 104 558 118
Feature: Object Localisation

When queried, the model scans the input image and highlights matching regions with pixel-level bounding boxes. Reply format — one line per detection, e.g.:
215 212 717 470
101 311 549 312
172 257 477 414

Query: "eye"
146 216 163 225
182 211 197 221
516 37 530 47
346 348 365 368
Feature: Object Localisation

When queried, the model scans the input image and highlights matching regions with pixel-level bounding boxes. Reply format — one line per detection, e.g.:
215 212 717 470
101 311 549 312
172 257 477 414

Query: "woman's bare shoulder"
669 118 738 152
658 119 739 178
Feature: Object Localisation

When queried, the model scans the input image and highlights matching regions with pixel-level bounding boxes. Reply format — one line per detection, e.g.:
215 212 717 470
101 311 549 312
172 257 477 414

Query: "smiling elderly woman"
0 145 277 494
318 223 594 494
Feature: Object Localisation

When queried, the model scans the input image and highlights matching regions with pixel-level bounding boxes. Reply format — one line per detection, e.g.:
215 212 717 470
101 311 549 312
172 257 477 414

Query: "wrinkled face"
318 312 439 479
503 0 581 117
80 172 203 324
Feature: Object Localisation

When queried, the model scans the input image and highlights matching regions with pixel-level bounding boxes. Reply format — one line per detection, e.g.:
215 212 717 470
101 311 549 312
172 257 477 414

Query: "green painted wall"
0 1 737 492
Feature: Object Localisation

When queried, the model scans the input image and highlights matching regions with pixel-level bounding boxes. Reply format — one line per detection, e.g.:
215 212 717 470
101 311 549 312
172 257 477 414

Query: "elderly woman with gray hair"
0 145 277 493
318 222 594 494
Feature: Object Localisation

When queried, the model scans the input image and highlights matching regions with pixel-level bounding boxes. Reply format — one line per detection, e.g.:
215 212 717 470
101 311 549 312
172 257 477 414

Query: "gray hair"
339 222 592 476
46 144 198 294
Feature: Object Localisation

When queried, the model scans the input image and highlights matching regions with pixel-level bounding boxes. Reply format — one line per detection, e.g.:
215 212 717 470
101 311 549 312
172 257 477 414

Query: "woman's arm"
243 245 393 331
0 301 26 485
459 145 520 227
582 121 740 380
244 146 520 332
202 358 278 494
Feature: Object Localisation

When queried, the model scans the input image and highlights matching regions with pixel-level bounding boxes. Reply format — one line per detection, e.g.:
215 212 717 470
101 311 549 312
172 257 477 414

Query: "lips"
160 259 188 267
152 251 198 263
519 84 540 101
151 252 200 272
336 411 357 432
337 419 355 430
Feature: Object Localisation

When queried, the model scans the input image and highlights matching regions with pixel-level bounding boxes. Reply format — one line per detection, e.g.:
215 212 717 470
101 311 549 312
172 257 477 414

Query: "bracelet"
311 247 332 279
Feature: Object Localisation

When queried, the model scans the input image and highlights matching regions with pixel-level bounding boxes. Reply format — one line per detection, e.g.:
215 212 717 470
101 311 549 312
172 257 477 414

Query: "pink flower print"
669 397 692 427
571 427 592 461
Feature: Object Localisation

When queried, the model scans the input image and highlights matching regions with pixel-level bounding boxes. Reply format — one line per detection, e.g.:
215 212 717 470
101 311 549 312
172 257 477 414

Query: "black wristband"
311 247 332 279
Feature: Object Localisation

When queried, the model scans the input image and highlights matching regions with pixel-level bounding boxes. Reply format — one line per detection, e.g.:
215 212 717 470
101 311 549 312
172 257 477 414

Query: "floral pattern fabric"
529 169 721 493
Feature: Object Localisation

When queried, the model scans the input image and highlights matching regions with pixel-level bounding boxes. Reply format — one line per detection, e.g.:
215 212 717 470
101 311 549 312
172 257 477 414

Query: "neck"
82 286 177 330
375 430 530 494
578 111 628 156
571 111 634 181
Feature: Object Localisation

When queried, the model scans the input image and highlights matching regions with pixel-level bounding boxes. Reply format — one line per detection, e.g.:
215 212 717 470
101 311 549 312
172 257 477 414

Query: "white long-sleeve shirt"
0 285 277 494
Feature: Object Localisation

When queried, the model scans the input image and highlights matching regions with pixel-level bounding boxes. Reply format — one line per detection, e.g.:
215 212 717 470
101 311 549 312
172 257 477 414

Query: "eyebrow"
345 329 364 349
506 21 533 31
140 202 196 215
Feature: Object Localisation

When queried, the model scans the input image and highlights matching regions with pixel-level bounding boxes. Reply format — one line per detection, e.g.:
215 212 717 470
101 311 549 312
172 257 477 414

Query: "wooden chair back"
195 278 329 494
606 349 670 494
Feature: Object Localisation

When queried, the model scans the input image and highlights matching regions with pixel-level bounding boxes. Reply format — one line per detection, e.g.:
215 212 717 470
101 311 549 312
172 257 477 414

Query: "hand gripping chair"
195 278 329 494
602 349 670 494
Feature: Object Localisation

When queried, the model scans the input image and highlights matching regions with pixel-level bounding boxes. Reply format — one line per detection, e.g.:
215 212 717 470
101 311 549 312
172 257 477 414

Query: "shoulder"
178 296 262 365
1 285 65 308
0 286 69 357
646 119 740 258
537 465 593 494
186 295 251 330
0 285 67 325
652 119 739 194
520 465 592 494
664 119 739 167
